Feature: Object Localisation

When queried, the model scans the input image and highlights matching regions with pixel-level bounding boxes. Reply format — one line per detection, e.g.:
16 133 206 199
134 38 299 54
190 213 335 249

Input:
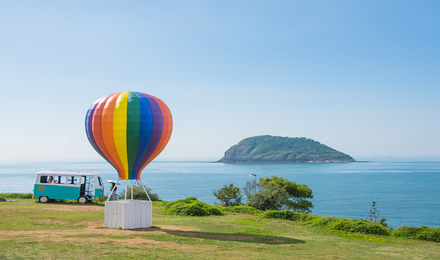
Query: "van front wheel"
39 196 49 203
77 196 88 204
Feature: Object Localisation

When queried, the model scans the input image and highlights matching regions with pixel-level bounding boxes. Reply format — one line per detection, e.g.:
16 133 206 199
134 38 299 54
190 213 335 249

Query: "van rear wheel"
39 196 49 203
77 196 88 204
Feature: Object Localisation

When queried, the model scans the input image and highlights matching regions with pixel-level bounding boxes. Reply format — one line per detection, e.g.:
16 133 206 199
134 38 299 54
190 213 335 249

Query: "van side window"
97 177 102 186
68 176 79 185
40 176 48 183
57 176 66 184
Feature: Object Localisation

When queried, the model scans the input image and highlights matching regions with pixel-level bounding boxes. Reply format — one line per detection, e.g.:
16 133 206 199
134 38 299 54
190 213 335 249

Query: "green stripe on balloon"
126 92 141 179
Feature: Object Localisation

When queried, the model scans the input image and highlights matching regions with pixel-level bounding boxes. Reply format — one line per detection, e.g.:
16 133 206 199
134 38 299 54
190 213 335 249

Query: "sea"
1 156 439 229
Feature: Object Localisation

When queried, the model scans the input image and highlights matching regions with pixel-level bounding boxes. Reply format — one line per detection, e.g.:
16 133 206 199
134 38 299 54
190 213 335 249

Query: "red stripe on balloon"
101 92 126 179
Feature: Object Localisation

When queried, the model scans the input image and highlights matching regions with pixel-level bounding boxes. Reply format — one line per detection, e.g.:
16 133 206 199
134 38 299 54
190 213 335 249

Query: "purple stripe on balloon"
134 93 163 179
85 100 106 160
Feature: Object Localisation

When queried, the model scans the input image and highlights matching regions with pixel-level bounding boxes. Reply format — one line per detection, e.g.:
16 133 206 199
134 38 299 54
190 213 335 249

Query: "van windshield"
97 177 102 186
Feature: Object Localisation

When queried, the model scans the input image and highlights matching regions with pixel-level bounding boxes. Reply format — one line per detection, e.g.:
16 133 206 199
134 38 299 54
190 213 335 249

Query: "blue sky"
0 1 439 162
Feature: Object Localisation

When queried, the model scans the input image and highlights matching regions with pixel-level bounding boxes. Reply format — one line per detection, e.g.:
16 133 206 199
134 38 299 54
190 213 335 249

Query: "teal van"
33 171 104 204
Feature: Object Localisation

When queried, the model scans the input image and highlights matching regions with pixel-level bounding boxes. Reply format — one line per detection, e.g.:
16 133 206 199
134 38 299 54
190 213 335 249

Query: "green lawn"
1 199 439 259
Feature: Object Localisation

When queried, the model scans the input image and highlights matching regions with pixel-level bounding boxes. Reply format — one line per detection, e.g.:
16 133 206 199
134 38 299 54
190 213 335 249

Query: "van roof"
37 171 101 177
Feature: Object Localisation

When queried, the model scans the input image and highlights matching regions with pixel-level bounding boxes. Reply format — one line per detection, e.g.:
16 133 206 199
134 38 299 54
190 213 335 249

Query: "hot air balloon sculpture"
85 91 172 201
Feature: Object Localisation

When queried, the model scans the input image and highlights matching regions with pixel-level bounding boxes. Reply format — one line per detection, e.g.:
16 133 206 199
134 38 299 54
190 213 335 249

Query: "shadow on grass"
134 227 305 245
34 200 105 207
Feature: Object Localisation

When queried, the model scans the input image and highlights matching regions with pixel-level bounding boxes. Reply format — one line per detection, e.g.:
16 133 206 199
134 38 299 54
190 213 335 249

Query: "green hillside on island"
218 135 355 163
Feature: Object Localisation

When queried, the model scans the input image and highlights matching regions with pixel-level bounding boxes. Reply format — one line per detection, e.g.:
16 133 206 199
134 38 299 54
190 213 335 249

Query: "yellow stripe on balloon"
113 92 129 179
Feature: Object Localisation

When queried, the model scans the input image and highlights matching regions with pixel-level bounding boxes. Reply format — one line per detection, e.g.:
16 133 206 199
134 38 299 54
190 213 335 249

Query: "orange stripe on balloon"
93 93 123 175
101 92 126 179
140 96 173 172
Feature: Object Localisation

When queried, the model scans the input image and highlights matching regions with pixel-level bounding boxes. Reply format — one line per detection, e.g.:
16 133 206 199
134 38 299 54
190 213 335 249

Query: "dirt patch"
45 205 104 212
155 225 200 232
33 219 74 226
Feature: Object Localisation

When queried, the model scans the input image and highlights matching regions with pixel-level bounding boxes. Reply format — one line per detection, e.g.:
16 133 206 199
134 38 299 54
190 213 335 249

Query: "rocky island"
218 135 356 163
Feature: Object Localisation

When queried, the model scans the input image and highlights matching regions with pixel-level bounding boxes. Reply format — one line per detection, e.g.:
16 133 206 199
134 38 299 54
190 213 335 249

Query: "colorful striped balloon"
85 92 173 180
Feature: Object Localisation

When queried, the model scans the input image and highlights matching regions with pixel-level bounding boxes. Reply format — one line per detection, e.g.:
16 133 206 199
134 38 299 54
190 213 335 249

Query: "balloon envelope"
85 92 173 180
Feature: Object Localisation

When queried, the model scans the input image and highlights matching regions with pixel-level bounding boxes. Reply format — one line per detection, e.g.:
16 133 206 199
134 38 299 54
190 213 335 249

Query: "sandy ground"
0 204 202 249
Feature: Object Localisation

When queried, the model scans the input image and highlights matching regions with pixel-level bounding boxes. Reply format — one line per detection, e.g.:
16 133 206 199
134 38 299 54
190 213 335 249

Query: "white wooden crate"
104 200 152 229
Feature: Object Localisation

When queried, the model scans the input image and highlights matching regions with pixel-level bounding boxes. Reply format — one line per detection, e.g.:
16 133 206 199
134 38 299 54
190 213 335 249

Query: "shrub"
220 206 261 215
152 201 170 207
244 176 313 212
258 210 318 222
392 226 421 238
416 228 440 242
368 201 388 227
165 197 223 216
213 183 243 207
0 193 33 199
0 197 6 202
392 226 440 242
310 217 391 236
118 183 160 201
245 184 290 211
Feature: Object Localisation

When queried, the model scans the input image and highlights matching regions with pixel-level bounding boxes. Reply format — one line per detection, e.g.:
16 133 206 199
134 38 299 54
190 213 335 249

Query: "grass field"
1 199 439 259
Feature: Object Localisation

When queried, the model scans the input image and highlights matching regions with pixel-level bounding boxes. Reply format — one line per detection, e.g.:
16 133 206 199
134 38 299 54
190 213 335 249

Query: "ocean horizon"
1 155 439 229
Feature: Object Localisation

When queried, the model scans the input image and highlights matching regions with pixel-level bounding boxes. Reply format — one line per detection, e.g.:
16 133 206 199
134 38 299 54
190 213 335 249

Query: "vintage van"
33 171 104 204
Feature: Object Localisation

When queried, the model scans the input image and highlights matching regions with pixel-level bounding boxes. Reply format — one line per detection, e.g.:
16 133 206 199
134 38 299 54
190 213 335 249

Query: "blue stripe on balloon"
135 93 163 179
131 92 154 179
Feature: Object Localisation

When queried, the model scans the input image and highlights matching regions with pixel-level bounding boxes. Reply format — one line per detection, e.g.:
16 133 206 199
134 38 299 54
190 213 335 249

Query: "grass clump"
164 197 223 216
0 193 33 199
259 210 391 236
258 210 318 222
220 206 261 215
118 184 160 201
153 200 170 207
392 226 440 242
310 217 391 236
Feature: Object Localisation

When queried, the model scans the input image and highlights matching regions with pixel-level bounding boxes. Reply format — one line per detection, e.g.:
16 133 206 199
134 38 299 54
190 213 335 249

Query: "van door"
80 176 86 196
94 176 104 198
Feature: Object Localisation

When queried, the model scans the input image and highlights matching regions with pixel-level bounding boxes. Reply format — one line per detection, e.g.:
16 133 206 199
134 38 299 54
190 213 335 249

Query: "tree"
245 183 290 211
213 183 243 207
368 201 379 223
261 176 313 212
368 201 388 227
244 176 314 212
118 183 160 201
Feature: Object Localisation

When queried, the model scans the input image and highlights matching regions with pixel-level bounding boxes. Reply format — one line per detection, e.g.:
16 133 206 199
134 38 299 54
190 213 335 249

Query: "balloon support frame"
104 179 152 229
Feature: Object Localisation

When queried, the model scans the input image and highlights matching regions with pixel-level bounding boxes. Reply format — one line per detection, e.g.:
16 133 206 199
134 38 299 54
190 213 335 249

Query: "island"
218 135 356 163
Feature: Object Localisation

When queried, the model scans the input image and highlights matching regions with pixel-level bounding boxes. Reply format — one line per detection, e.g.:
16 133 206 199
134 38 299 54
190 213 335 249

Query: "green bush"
245 183 290 211
165 197 223 217
152 201 170 207
392 226 440 242
0 197 6 202
213 183 243 207
416 228 440 242
118 183 160 201
220 206 261 215
392 226 422 238
258 210 318 222
0 193 33 199
310 217 391 236
244 176 313 212
260 211 391 236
